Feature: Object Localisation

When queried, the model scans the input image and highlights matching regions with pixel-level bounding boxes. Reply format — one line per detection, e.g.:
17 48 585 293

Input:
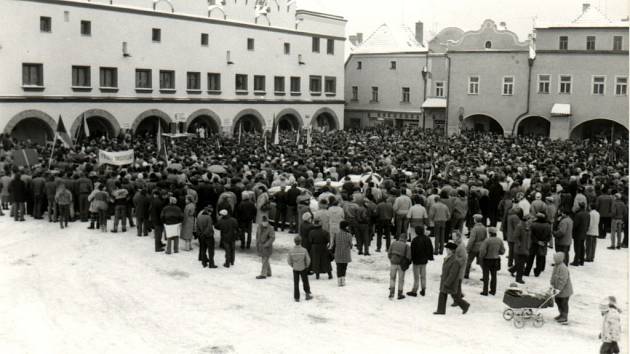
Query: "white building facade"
0 0 346 143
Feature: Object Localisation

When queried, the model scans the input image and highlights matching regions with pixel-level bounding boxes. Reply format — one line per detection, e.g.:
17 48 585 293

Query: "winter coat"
550 253 573 298
327 205 345 237
31 177 45 196
595 194 614 218
499 198 513 233
612 200 627 220
216 216 239 243
287 245 311 272
195 212 214 239
235 199 257 224
530 220 552 248
77 177 93 195
466 223 487 253
332 230 353 264
375 200 394 221
55 189 73 206
180 202 196 241
571 193 588 213
388 239 411 265
513 221 532 256
393 195 412 216
161 205 184 225
150 197 166 226
601 307 622 343
313 209 330 232
133 192 151 218
554 216 573 246
572 209 590 241
587 210 600 236
410 235 434 265
429 202 451 222
479 236 505 260
255 192 270 223
455 240 467 279
300 220 314 251
439 255 461 294
8 177 27 203
256 225 275 257
309 226 332 273
452 196 468 220
506 213 521 243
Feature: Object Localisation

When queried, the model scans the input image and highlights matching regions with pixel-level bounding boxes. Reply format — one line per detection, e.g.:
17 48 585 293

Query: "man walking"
287 235 313 302
216 209 239 267
196 206 217 268
256 216 275 279
434 242 470 315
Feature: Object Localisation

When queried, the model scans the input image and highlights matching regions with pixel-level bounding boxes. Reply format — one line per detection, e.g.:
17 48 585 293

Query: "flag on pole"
83 113 90 138
428 163 435 182
272 114 279 145
238 123 242 145
306 127 312 147
55 115 72 148
296 128 300 145
264 131 268 152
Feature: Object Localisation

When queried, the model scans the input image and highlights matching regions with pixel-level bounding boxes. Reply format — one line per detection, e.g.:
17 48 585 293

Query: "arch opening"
135 116 170 136
570 119 628 141
10 117 54 144
188 115 220 135
80 116 116 140
312 112 338 131
233 114 263 135
463 114 504 135
277 114 301 131
516 116 550 137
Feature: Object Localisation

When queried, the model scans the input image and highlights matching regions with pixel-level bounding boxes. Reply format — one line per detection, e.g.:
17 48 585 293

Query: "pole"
48 135 57 170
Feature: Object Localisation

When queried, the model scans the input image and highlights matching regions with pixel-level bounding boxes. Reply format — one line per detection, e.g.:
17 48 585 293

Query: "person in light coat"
554 210 573 266
599 296 622 354
255 216 275 279
586 204 600 262
388 233 411 300
331 221 353 286
478 227 505 296
180 195 196 251
550 252 573 324
464 214 486 279
327 198 345 240
287 235 312 302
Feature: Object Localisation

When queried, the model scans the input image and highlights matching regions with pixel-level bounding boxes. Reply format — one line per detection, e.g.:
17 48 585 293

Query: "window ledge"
274 91 286 96
135 88 153 93
235 90 249 95
350 99 358 102
99 87 119 93
400 101 410 104
537 92 549 94
71 86 92 92
22 85 45 92
369 100 379 103
325 93 336 97
290 92 301 96
253 90 266 96
310 92 322 96
467 93 478 96
207 90 222 95
186 89 202 94
159 89 176 94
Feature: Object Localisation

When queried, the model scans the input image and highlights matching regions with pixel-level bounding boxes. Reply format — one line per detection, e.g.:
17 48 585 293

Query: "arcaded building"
0 0 346 143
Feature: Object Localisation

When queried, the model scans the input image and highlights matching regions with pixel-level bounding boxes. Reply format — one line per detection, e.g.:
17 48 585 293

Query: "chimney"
356 32 363 44
415 21 424 44
499 21 507 29
582 3 590 12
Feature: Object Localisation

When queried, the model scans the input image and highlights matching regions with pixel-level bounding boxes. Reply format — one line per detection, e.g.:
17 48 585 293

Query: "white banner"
98 149 134 166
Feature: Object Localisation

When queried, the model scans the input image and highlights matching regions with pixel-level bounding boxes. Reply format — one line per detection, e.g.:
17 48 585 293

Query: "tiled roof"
352 23 426 54
537 5 628 28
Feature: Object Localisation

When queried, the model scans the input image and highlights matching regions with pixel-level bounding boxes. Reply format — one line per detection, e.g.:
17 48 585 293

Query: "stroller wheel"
513 314 526 328
503 308 514 321
523 308 534 319
533 313 545 328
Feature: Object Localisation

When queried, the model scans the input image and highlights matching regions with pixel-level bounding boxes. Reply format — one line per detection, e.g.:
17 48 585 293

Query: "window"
435 81 445 97
613 36 623 51
235 74 248 91
309 76 322 94
615 76 627 95
152 28 161 42
254 75 265 92
485 41 492 49
290 76 301 94
390 61 397 70
312 37 320 53
159 70 175 90
324 76 336 95
468 76 479 95
208 73 221 92
187 72 201 91
592 76 605 95
537 74 550 94
402 87 410 102
371 86 378 102
99 67 117 88
80 20 91 36
135 69 152 89
274 76 285 94
327 39 334 55
284 42 291 55
247 38 255 51
351 86 358 101
559 75 572 94
22 63 43 86
201 33 209 46
586 36 596 50
559 36 568 50
72 66 91 87
502 76 514 95
40 16 51 32
357 61 362 70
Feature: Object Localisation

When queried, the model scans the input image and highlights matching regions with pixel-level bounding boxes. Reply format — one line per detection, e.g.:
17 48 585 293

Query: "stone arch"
153 0 175 12
4 110 56 144
515 115 550 137
70 109 121 139
186 109 222 134
463 114 504 135
570 118 629 141
311 107 340 131
132 109 172 135
208 5 227 19
233 109 266 135
276 108 303 131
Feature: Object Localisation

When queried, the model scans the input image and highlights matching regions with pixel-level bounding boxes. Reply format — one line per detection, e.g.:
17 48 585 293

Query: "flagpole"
48 134 57 170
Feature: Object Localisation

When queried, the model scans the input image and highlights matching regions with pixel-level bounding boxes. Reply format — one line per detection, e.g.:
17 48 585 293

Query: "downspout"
445 53 451 135
512 56 535 136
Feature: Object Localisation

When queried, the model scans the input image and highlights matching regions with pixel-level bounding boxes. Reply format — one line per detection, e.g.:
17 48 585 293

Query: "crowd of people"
0 127 626 352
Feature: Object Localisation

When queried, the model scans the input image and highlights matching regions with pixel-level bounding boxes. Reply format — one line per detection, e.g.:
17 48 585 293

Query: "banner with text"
98 149 134 166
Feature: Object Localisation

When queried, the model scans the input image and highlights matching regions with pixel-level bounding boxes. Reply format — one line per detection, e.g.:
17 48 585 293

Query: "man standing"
235 194 257 249
509 216 531 284
407 225 433 297
610 194 627 250
571 202 590 266
375 197 394 252
8 171 26 221
149 190 166 252
286 183 300 233
216 209 239 268
392 189 412 239
387 233 411 300
429 196 451 255
526 213 552 276
464 214 487 279
287 235 312 302
111 182 129 233
273 186 288 231
478 227 504 296
196 206 217 268
76 172 93 222
133 188 151 237
256 216 275 279
595 188 614 239
585 204 600 262
434 242 470 315
550 252 573 324
31 172 45 220
554 210 573 266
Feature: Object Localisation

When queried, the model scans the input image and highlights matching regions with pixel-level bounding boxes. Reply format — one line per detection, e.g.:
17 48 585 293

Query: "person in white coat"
599 296 622 354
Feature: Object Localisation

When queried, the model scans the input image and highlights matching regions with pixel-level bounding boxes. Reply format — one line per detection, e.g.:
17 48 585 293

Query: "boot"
88 221 95 229
337 278 343 287
397 291 405 300
341 277 346 286
420 289 425 296
388 288 395 299
406 291 417 297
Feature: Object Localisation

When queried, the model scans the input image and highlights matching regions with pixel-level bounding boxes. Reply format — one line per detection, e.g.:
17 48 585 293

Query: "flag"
83 113 90 138
272 115 279 145
296 129 300 145
55 115 72 148
238 123 242 145
157 123 168 161
428 162 435 182
264 131 268 152
306 127 312 147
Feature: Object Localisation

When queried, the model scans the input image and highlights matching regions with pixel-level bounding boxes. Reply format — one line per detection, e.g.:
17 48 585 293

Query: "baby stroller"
502 285 559 328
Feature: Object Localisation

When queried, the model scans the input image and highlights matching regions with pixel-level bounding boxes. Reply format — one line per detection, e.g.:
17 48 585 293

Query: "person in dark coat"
434 242 470 315
509 217 531 284
149 190 166 252
274 186 288 231
215 209 239 268
571 202 590 266
332 221 353 286
161 197 184 254
196 206 217 268
407 225 434 297
255 215 275 279
76 173 93 222
300 212 315 257
375 197 394 252
525 212 552 276
133 188 151 237
286 183 300 233
235 194 257 249
308 218 333 279
31 172 46 219
8 172 26 221
478 227 505 295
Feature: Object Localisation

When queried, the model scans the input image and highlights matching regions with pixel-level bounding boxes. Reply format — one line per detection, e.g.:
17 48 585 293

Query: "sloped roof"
537 5 628 28
352 23 426 54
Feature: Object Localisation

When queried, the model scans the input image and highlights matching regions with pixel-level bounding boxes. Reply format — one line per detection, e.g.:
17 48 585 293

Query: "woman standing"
327 197 345 241
180 195 196 251
332 221 353 286
309 218 333 280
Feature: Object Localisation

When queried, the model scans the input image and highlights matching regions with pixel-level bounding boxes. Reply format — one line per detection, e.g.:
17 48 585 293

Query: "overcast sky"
300 0 628 41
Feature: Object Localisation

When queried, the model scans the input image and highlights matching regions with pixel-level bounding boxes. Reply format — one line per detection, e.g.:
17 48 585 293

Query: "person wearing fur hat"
599 296 622 354
550 252 573 324
216 209 239 267
434 241 470 315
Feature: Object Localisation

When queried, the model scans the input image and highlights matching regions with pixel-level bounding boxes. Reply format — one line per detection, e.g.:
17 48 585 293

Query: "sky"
299 0 629 41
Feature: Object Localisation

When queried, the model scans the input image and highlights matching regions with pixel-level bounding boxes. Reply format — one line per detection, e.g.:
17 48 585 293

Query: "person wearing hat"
196 206 217 268
585 203 600 262
478 227 504 296
287 235 313 302
530 192 547 216
525 212 552 277
550 252 573 324
609 193 627 250
553 209 573 266
255 215 275 279
464 214 487 279
571 202 590 266
434 241 470 315
216 208 239 267
161 197 184 254
599 296 622 354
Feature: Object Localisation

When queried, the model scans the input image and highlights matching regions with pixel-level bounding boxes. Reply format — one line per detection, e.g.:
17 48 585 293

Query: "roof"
422 98 447 108
352 23 426 54
537 5 628 28
551 103 571 116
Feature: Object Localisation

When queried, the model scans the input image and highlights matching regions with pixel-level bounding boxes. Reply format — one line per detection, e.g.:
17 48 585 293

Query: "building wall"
0 0 345 135
535 27 629 51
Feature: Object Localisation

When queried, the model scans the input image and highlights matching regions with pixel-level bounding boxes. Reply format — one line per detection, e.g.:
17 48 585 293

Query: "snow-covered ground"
0 216 627 354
